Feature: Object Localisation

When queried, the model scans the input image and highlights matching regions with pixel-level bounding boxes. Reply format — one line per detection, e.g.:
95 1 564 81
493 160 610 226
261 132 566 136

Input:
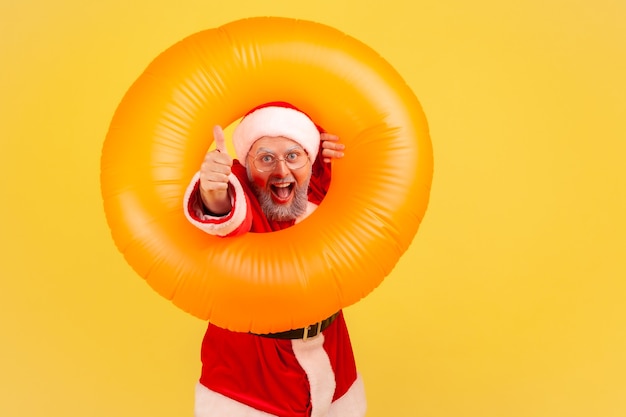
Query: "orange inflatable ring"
101 17 433 333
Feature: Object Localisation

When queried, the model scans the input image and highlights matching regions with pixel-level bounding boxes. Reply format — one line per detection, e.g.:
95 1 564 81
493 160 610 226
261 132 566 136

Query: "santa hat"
232 102 321 164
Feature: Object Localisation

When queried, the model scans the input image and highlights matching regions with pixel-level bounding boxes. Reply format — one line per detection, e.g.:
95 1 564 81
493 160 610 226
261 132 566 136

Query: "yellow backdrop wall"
1 1 625 416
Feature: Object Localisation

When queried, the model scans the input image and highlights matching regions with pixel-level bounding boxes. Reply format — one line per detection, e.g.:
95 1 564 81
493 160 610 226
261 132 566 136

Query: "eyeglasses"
249 148 309 172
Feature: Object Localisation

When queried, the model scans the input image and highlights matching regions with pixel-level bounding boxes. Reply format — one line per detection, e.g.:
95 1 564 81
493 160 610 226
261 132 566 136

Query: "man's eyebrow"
254 145 304 154
255 147 275 154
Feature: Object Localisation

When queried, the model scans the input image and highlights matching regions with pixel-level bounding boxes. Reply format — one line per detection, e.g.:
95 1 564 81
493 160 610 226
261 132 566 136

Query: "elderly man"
184 102 366 417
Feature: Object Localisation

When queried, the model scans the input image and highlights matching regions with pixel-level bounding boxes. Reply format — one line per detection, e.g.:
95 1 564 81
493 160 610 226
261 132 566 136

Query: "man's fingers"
320 132 339 143
322 147 344 160
199 169 230 191
321 136 340 154
201 177 230 191
328 142 345 151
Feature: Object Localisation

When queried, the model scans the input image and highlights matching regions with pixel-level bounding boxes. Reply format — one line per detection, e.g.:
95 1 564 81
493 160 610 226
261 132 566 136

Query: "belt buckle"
302 320 322 342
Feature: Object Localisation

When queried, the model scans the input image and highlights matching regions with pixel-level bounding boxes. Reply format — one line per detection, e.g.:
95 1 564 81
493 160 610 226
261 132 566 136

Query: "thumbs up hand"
199 125 233 215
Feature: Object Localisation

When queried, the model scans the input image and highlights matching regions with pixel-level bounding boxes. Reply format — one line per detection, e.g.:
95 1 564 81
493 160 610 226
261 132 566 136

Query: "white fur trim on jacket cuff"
183 172 248 237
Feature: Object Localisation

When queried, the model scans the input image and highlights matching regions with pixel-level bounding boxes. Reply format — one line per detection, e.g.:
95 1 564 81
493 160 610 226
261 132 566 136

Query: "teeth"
274 183 291 187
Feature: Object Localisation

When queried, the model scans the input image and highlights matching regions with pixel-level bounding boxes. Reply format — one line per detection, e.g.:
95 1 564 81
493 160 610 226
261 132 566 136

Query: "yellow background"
1 1 625 416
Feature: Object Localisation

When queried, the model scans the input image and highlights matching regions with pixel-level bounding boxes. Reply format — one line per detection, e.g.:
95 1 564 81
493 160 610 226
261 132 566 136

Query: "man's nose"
273 159 290 175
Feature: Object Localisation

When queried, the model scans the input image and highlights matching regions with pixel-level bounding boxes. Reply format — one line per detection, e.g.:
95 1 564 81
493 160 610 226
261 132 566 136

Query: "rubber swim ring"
100 17 433 333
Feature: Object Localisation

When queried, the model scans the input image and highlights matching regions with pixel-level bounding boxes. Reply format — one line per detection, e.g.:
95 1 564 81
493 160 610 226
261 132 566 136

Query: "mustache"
268 176 295 185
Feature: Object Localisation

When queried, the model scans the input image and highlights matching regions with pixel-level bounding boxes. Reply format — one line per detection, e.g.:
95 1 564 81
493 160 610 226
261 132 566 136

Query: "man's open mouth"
270 182 295 203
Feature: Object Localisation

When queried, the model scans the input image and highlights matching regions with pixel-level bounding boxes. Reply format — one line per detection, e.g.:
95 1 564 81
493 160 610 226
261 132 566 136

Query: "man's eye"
286 152 299 161
260 154 275 163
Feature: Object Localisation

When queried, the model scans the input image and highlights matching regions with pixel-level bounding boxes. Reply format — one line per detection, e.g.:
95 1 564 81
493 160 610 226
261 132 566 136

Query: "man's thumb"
213 125 227 153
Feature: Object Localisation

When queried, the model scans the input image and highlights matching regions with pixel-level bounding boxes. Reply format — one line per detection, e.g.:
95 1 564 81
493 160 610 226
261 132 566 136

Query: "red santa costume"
183 103 366 417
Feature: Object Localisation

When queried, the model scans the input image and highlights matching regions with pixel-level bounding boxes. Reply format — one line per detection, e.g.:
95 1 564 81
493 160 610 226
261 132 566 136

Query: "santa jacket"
183 159 366 417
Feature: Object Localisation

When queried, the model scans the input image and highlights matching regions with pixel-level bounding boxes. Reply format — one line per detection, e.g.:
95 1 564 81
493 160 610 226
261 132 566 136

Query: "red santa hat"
232 102 321 164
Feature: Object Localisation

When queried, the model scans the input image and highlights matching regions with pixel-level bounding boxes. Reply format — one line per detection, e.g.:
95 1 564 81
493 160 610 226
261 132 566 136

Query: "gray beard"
247 167 311 222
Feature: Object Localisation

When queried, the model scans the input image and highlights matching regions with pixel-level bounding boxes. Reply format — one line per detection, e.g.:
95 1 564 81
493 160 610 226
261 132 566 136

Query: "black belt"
256 312 339 341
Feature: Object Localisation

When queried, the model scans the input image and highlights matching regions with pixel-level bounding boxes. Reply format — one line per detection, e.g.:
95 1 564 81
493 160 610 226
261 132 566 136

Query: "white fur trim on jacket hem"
194 375 366 417
194 383 275 417
291 335 335 417
183 172 247 236
327 374 367 417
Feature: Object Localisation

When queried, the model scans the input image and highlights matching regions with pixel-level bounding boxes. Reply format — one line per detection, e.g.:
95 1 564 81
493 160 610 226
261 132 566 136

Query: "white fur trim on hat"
232 106 320 164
